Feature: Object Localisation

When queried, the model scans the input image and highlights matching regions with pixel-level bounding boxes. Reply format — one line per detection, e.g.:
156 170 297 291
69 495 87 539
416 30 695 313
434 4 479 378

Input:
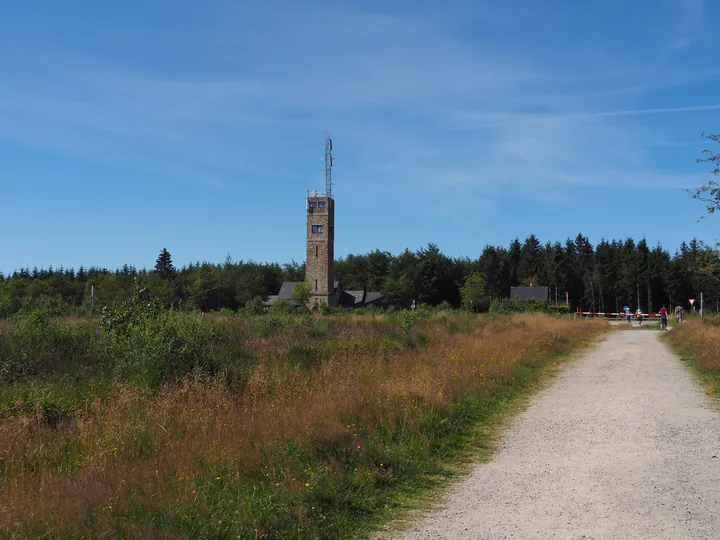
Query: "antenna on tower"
324 131 333 198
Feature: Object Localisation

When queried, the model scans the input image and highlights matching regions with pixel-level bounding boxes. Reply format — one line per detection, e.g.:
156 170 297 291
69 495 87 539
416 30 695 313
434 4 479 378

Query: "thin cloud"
458 104 720 128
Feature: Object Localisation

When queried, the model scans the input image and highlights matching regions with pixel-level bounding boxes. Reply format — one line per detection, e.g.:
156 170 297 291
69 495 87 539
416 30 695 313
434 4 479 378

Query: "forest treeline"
1 233 719 316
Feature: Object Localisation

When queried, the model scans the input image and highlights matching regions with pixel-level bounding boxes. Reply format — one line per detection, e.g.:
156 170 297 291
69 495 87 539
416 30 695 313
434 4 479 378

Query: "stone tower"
306 192 336 307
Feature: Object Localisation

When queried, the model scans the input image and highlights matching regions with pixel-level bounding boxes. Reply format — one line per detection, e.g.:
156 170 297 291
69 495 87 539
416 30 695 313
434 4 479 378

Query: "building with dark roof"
510 286 549 302
263 281 385 310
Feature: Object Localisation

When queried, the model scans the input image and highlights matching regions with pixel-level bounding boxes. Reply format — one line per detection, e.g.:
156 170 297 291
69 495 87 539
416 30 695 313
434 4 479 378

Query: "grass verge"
663 319 720 400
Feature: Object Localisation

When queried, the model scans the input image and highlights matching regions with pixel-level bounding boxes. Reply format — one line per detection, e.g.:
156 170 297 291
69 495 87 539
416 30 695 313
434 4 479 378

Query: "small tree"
244 296 265 315
291 282 313 308
689 133 720 216
687 133 720 287
155 248 176 280
460 272 486 312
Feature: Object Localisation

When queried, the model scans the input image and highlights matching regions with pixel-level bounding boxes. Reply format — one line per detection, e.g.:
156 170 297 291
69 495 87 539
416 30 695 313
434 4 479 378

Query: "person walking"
635 307 644 326
624 305 632 326
659 305 668 331
674 305 684 324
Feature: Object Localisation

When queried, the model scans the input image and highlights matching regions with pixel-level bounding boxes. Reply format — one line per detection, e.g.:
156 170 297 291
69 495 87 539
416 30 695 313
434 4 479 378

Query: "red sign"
689 298 695 306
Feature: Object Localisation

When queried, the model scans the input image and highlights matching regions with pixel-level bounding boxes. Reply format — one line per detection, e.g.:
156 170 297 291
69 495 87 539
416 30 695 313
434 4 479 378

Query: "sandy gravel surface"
394 330 720 540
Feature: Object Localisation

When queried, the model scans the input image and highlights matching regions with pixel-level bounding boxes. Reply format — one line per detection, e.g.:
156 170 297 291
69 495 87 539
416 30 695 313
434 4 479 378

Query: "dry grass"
666 320 720 396
0 313 604 537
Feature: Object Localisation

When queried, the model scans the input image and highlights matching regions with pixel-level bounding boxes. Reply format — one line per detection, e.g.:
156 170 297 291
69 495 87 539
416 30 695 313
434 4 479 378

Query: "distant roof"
510 286 549 302
341 290 365 305
267 281 383 308
338 290 384 308
364 291 383 304
278 281 302 298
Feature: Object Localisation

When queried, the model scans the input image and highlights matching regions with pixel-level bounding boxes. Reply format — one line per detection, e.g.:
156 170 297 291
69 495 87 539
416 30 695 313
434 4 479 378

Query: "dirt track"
394 330 720 540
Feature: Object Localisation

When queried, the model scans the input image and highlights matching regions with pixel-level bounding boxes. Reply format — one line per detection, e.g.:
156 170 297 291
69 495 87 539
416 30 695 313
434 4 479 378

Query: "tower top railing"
306 189 333 199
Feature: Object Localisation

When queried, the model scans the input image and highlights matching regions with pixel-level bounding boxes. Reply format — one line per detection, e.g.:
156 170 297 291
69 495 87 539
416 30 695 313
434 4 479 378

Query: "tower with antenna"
305 133 337 307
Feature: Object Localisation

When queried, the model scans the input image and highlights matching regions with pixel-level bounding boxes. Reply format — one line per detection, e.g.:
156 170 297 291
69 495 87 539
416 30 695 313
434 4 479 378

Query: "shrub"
96 280 218 389
491 298 547 313
398 310 420 337
0 309 93 381
0 289 20 318
435 301 455 312
97 310 217 389
270 298 299 315
243 296 265 316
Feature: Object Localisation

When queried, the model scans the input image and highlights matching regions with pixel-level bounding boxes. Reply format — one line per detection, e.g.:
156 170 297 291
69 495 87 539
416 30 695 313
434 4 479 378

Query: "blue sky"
1 0 719 274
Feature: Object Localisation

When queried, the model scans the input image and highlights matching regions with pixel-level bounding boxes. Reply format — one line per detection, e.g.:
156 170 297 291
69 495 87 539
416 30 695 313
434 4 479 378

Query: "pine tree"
155 248 176 280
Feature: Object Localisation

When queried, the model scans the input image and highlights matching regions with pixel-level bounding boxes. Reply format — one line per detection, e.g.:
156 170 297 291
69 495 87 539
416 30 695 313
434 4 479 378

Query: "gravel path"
394 330 720 540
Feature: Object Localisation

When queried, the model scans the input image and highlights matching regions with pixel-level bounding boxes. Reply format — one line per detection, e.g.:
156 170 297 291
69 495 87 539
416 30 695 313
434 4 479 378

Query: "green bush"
270 298 299 315
18 295 69 318
317 303 344 316
243 296 265 316
96 280 219 389
0 309 94 381
546 303 570 314
398 310 420 337
435 301 455 312
0 290 20 318
97 310 217 390
250 314 286 337
491 298 547 313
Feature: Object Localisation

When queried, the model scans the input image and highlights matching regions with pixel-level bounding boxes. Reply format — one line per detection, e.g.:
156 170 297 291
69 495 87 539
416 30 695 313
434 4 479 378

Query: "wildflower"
15 400 22 409
305 483 310 487
356 445 361 449
216 476 221 480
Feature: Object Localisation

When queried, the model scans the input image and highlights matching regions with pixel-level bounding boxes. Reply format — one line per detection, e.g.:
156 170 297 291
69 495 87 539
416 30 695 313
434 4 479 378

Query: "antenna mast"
324 131 333 198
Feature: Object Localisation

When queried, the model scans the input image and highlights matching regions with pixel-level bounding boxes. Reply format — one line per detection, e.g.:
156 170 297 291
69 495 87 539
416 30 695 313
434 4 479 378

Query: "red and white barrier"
575 312 661 318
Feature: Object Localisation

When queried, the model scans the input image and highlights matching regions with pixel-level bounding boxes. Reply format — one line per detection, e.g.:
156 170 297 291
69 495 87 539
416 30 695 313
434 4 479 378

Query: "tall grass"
0 311 604 538
665 319 720 398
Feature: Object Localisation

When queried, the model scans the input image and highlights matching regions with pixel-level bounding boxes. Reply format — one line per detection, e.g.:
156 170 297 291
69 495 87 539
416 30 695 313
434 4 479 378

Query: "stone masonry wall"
306 196 336 306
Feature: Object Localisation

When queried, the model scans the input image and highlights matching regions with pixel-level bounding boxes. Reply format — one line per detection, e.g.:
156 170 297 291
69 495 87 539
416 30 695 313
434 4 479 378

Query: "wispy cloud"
455 104 720 129
0 0 717 206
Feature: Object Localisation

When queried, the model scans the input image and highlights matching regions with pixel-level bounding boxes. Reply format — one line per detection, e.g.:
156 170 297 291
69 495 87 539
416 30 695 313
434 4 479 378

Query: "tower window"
315 279 318 291
315 245 318 258
317 201 327 208
309 202 318 208
312 225 324 233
